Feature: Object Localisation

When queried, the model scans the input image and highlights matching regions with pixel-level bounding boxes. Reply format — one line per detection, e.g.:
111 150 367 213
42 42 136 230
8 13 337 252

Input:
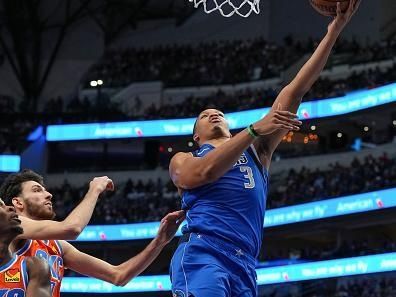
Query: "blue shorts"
170 233 258 297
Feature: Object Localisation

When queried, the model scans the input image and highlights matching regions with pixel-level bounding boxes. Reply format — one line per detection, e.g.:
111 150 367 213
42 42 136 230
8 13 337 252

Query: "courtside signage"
75 187 396 242
47 83 396 141
61 252 396 292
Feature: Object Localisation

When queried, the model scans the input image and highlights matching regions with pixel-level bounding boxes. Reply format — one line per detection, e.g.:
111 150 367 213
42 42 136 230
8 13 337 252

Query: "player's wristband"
247 124 259 138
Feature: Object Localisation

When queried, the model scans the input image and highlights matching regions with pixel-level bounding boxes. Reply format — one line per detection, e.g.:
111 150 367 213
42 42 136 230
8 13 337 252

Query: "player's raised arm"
15 176 114 240
60 210 185 286
170 109 301 190
253 0 361 168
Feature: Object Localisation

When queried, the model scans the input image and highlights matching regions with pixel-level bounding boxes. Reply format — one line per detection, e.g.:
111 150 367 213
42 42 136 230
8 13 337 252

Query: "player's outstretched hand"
252 104 302 136
156 210 185 245
89 176 114 195
328 0 361 33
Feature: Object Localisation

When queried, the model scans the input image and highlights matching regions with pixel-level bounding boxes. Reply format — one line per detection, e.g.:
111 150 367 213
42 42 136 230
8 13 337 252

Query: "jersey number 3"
240 166 255 189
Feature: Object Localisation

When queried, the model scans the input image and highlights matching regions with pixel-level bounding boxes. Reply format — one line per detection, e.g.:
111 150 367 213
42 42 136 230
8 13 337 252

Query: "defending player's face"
0 199 23 238
194 109 231 142
18 181 56 220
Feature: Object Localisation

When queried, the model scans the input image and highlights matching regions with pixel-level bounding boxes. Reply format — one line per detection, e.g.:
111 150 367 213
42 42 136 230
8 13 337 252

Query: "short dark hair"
0 169 44 205
193 118 199 136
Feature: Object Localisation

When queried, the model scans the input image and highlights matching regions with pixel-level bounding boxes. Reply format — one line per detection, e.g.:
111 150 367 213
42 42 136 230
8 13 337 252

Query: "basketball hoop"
188 0 260 17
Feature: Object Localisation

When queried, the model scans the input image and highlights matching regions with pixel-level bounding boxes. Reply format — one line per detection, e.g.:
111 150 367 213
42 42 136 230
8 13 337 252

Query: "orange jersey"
17 240 64 297
0 254 28 296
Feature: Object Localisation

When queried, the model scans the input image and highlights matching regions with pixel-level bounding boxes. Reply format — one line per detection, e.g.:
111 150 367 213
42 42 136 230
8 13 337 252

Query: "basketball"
309 0 350 16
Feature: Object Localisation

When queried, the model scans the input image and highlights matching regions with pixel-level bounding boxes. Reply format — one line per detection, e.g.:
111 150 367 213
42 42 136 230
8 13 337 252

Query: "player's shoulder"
170 151 194 164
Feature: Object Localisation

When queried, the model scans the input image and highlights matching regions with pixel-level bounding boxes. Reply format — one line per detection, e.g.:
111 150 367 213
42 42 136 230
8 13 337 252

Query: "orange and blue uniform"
16 240 64 297
0 254 29 296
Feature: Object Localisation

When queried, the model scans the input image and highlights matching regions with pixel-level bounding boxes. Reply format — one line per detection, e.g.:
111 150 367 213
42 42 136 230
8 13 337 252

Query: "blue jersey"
181 143 268 258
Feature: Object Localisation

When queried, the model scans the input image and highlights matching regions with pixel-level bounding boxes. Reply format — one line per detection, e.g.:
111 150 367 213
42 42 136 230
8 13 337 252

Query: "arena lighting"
45 82 396 141
364 126 369 132
337 132 343 138
393 120 396 126
90 80 98 87
310 125 316 131
60 252 396 293
97 79 104 86
0 155 21 172
75 187 396 242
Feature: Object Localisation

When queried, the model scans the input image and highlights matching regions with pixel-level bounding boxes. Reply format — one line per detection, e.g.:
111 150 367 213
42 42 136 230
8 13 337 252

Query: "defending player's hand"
89 176 115 195
252 104 302 136
156 210 185 245
328 0 361 33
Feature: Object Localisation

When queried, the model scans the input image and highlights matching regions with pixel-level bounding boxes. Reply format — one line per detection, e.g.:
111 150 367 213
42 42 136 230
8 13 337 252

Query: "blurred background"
0 0 396 296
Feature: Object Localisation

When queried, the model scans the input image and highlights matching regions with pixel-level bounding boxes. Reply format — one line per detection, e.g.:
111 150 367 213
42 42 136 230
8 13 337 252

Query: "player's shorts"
170 232 258 297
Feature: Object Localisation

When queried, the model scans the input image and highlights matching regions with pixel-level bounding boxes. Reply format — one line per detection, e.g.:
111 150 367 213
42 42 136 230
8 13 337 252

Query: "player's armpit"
25 257 51 297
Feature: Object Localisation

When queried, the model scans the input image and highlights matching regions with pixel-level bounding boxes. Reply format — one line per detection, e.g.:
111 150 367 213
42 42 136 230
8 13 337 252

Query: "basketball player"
0 198 51 297
169 1 361 296
0 170 185 296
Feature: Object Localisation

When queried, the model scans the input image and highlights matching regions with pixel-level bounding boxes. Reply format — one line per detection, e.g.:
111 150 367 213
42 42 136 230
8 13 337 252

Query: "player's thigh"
170 239 232 297
231 262 258 297
171 262 231 297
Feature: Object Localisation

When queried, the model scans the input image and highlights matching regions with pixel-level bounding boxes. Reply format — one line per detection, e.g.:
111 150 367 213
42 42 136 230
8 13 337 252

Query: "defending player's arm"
170 111 301 189
25 257 51 297
253 0 361 168
60 210 185 286
17 176 114 240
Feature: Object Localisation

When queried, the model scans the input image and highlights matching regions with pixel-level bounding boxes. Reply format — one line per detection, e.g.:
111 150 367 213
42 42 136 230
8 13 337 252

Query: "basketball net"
188 0 260 17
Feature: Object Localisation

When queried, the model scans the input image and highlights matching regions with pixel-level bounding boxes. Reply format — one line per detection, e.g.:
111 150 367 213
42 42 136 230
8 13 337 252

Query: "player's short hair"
193 117 199 136
0 169 44 205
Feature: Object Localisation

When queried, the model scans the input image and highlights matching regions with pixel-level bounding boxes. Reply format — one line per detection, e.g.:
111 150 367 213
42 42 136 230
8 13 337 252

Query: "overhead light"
168 147 173 153
337 133 343 138
393 120 396 126
97 79 103 86
90 81 98 87
188 142 194 147
363 126 369 132
310 125 316 131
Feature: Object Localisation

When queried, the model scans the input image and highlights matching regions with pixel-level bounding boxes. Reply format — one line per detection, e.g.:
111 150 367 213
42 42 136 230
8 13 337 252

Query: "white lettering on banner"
314 205 327 217
302 209 314 218
362 95 377 106
163 125 179 133
181 124 193 132
329 265 344 274
94 127 132 137
78 230 97 239
120 228 158 238
357 261 368 273
336 199 373 212
285 210 301 222
256 272 282 282
379 92 391 102
273 213 285 224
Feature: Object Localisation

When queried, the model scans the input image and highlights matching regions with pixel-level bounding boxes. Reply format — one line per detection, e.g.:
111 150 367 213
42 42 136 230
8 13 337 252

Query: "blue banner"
76 187 396 242
46 83 396 141
0 155 21 172
61 252 396 293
